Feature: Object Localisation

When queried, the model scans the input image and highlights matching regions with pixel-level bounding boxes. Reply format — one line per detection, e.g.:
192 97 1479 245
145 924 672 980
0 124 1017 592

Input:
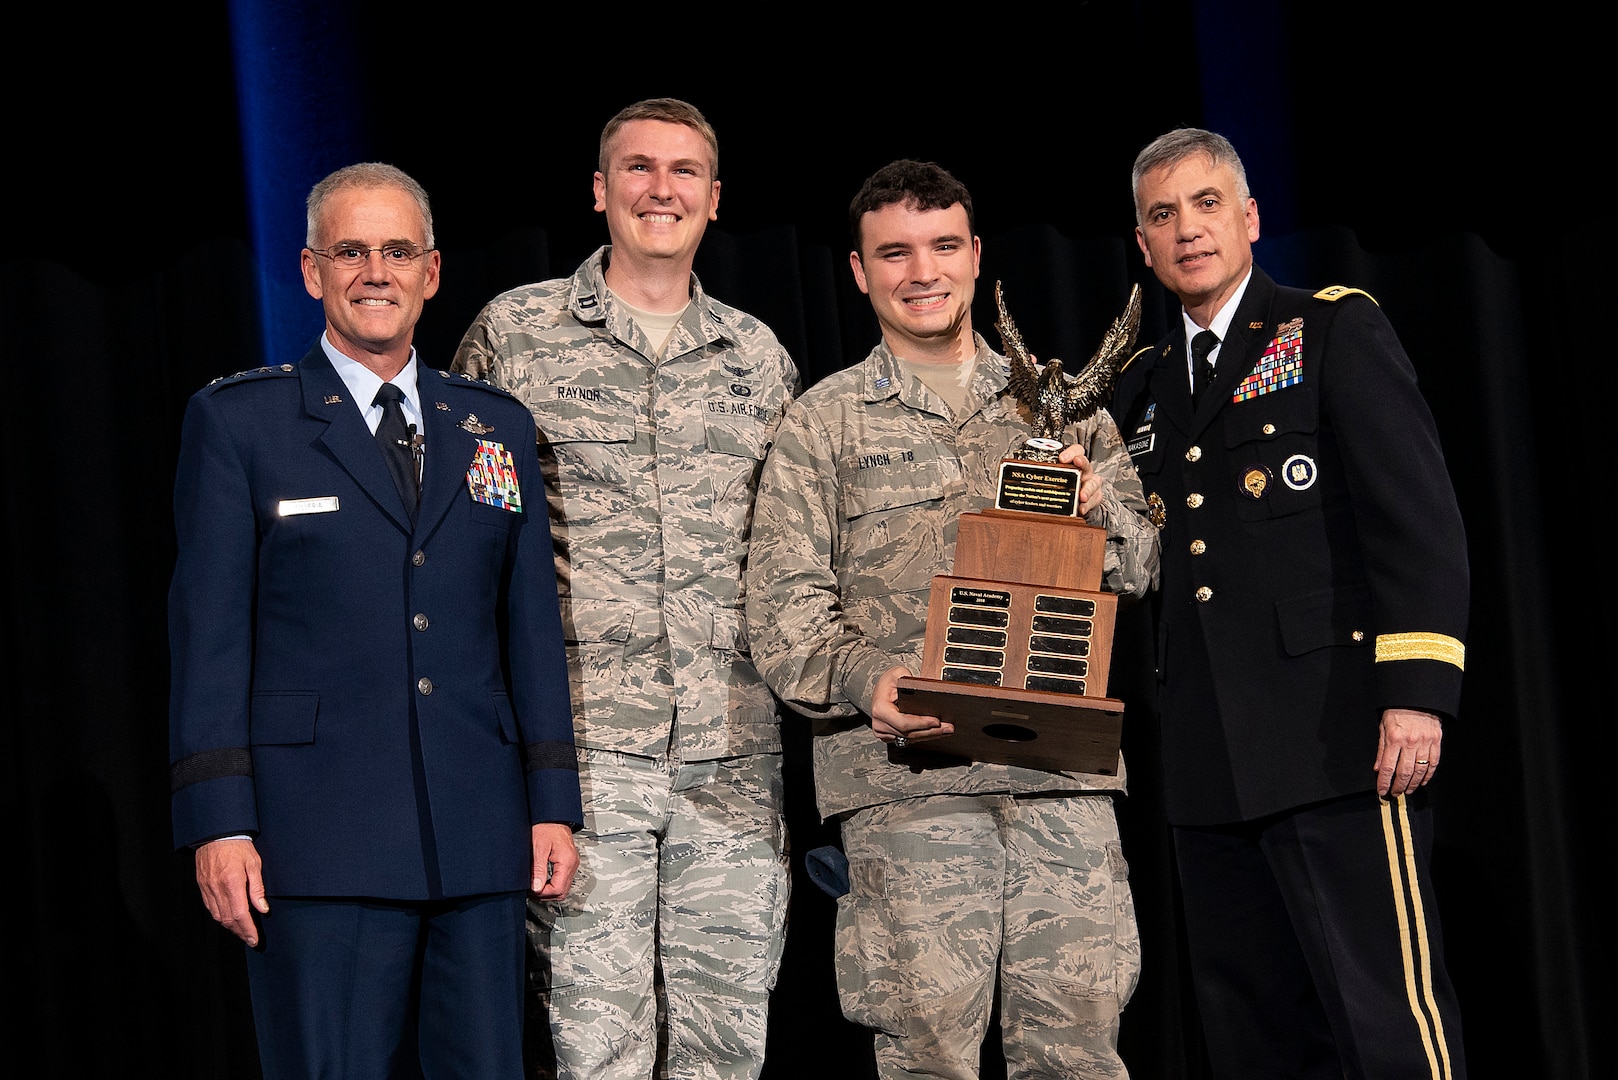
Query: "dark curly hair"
848 159 974 254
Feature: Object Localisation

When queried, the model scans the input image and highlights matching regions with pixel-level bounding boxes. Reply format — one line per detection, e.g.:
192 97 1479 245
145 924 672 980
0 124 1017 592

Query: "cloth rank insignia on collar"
466 440 523 512
1232 317 1304 401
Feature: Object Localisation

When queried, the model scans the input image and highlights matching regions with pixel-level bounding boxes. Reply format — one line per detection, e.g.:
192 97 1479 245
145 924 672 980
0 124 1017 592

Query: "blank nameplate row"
922 579 1115 698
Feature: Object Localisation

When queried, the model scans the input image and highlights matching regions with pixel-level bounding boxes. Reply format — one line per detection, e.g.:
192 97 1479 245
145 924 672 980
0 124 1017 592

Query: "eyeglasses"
309 243 434 270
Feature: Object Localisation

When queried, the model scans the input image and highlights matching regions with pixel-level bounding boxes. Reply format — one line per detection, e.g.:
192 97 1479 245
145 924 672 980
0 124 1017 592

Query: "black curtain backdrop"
3 4 1605 1078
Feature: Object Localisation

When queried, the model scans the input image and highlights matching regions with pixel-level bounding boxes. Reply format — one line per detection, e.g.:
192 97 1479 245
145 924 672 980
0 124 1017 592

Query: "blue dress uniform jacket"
1113 267 1468 827
169 343 582 898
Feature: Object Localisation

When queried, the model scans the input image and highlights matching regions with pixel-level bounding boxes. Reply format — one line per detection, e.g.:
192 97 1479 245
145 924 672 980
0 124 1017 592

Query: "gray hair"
305 162 434 248
1130 128 1250 227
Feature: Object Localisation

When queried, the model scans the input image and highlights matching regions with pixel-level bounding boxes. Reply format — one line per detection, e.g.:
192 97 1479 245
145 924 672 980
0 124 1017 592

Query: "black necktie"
1190 329 1219 407
373 382 418 515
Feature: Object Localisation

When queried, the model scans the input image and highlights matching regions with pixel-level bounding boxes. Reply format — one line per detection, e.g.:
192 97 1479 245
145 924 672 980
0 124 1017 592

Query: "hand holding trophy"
893 282 1144 774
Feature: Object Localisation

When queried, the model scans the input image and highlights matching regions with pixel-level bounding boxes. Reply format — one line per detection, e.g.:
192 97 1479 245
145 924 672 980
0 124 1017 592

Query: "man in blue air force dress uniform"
1111 129 1469 1080
168 163 582 1080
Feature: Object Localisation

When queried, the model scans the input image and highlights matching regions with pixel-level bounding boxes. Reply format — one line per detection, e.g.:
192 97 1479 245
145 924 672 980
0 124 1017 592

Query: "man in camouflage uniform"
744 160 1159 1078
453 99 799 1080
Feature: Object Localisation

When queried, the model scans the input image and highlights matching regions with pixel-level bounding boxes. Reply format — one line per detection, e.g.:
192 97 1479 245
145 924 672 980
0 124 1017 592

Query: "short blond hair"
598 98 719 178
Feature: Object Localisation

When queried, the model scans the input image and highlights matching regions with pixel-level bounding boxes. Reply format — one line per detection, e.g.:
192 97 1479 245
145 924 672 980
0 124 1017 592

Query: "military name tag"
278 496 339 516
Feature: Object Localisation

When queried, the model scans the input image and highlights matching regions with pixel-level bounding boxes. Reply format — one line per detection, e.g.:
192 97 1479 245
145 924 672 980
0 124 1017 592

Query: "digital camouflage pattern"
838 794 1139 1078
745 335 1160 820
454 247 799 760
455 248 798 1080
529 749 789 1080
743 333 1157 1078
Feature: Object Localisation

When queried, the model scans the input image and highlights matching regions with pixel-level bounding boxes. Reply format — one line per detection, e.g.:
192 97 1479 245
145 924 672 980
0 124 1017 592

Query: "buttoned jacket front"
168 344 581 898
1113 267 1468 825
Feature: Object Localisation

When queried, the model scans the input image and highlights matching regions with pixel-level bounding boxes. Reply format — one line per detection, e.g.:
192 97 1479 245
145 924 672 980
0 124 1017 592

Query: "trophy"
893 282 1142 775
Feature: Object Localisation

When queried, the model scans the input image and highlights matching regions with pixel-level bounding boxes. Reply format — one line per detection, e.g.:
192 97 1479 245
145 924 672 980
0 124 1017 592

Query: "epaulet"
1116 344 1155 377
201 363 298 391
1313 285 1378 306
431 368 519 399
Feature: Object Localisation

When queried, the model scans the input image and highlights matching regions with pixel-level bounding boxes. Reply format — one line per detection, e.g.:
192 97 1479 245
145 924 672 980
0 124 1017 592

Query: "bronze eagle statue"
996 280 1142 458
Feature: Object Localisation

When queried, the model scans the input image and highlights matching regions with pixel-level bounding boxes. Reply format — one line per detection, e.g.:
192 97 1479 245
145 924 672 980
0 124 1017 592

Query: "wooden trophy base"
891 679 1122 775
894 507 1124 774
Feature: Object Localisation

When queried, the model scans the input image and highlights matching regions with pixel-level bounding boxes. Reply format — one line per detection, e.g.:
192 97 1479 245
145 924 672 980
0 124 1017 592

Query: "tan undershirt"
614 293 688 359
899 353 977 418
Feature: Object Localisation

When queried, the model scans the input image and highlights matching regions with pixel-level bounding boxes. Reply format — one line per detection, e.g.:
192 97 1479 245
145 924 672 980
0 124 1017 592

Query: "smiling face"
301 183 440 377
1134 152 1260 325
850 200 981 363
593 118 720 277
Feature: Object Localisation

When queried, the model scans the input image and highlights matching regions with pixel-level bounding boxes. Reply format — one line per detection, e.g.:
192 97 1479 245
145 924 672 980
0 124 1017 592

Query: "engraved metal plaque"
1036 595 1096 617
996 459 1081 517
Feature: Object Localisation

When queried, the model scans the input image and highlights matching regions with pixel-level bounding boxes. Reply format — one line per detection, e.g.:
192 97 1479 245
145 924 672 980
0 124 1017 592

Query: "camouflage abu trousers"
528 747 791 1080
835 792 1139 1079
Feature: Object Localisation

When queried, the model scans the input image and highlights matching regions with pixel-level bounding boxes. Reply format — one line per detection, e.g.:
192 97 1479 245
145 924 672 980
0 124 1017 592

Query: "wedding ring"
1415 759 1430 765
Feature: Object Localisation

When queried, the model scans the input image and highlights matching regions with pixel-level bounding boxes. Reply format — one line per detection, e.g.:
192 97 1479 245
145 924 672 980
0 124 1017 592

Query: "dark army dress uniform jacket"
1112 268 1468 827
168 343 582 898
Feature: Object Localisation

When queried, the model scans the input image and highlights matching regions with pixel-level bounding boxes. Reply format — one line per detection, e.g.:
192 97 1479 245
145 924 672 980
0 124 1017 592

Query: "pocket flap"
559 596 635 644
1275 584 1371 656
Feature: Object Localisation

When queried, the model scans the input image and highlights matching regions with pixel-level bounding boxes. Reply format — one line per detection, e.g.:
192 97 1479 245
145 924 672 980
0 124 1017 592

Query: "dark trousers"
244 892 528 1080
1174 793 1465 1080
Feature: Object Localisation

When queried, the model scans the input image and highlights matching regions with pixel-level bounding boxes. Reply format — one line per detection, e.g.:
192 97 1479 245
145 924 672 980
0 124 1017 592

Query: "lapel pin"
323 394 343 405
459 414 494 434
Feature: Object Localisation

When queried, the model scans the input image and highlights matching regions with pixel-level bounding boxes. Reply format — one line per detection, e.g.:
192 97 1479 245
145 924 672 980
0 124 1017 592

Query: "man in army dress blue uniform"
1112 127 1469 1079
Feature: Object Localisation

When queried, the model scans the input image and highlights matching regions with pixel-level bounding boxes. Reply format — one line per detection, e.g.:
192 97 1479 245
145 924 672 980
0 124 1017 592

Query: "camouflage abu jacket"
454 247 801 759
745 334 1160 819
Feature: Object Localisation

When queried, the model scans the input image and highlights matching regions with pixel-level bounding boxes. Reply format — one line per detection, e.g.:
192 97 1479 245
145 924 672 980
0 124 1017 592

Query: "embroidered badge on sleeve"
466 439 524 512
